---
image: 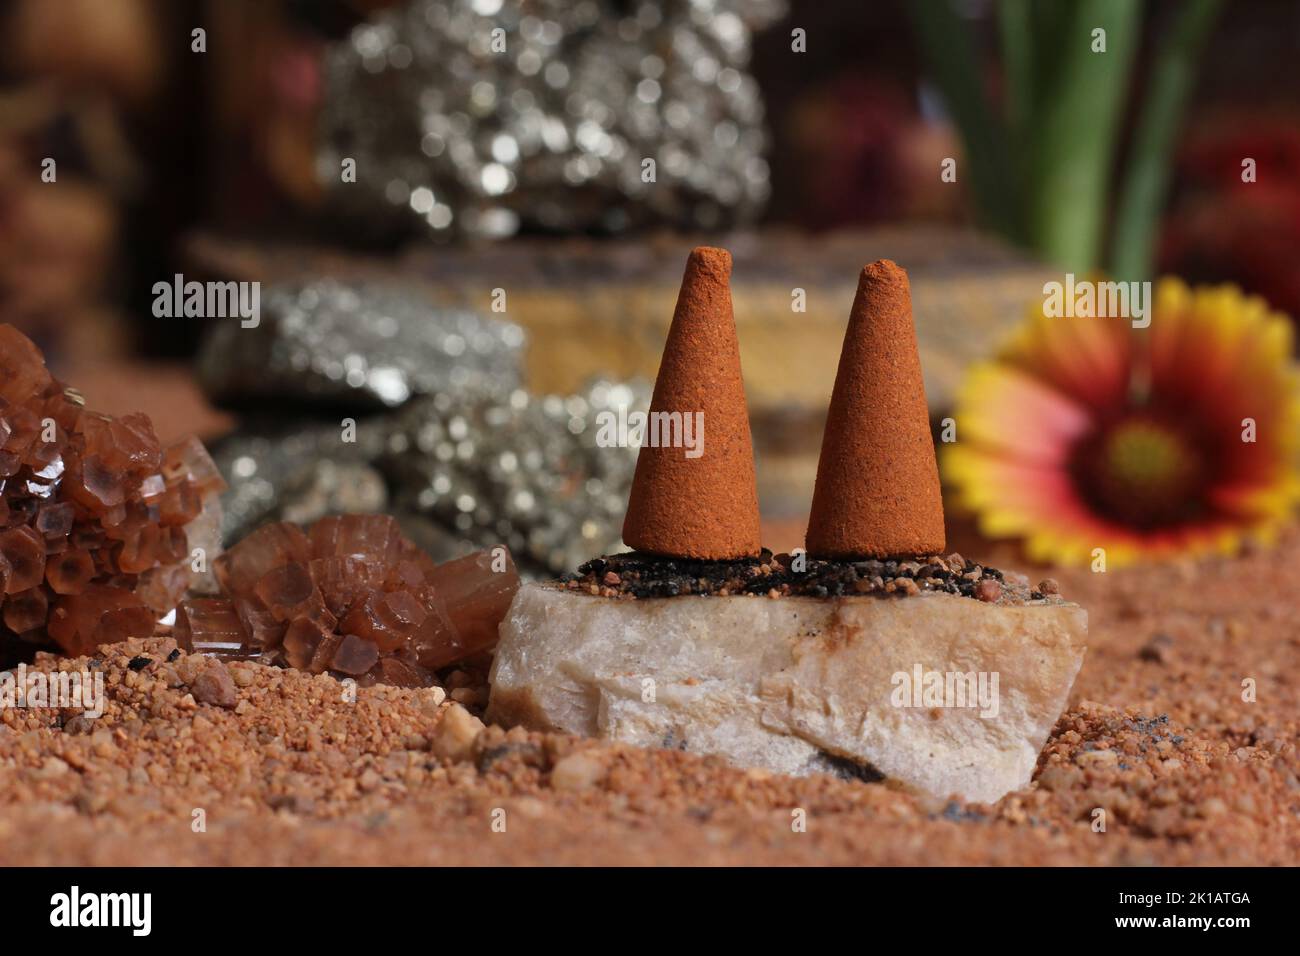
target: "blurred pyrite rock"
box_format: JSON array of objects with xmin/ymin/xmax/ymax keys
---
[
  {"xmin": 199, "ymin": 279, "xmax": 647, "ymax": 576},
  {"xmin": 380, "ymin": 380, "xmax": 647, "ymax": 575},
  {"xmin": 208, "ymin": 378, "xmax": 648, "ymax": 577},
  {"xmin": 209, "ymin": 422, "xmax": 389, "ymax": 545},
  {"xmin": 318, "ymin": 0, "xmax": 784, "ymax": 239},
  {"xmin": 198, "ymin": 280, "xmax": 525, "ymax": 409}
]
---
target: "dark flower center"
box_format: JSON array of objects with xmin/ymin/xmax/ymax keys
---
[{"xmin": 1072, "ymin": 416, "xmax": 1210, "ymax": 529}]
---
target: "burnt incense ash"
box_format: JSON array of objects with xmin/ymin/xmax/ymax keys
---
[
  {"xmin": 176, "ymin": 514, "xmax": 520, "ymax": 687},
  {"xmin": 564, "ymin": 550, "xmax": 1061, "ymax": 605},
  {"xmin": 0, "ymin": 325, "xmax": 224, "ymax": 665}
]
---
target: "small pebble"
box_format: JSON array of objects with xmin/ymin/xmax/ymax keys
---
[
  {"xmin": 550, "ymin": 752, "xmax": 605, "ymax": 791},
  {"xmin": 191, "ymin": 662, "xmax": 238, "ymax": 708},
  {"xmin": 1139, "ymin": 633, "xmax": 1175, "ymax": 664},
  {"xmin": 432, "ymin": 703, "xmax": 483, "ymax": 763}
]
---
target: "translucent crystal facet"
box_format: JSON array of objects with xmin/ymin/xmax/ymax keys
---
[{"xmin": 173, "ymin": 598, "xmax": 247, "ymax": 656}]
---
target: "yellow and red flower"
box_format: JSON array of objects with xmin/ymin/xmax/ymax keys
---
[{"xmin": 944, "ymin": 278, "xmax": 1300, "ymax": 566}]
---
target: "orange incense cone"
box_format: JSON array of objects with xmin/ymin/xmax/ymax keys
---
[
  {"xmin": 806, "ymin": 260, "xmax": 945, "ymax": 558},
  {"xmin": 621, "ymin": 247, "xmax": 762, "ymax": 559}
]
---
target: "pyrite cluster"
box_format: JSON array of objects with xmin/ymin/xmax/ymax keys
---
[
  {"xmin": 319, "ymin": 0, "xmax": 785, "ymax": 240},
  {"xmin": 199, "ymin": 280, "xmax": 648, "ymax": 576}
]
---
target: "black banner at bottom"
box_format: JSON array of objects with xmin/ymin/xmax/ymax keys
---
[{"xmin": 5, "ymin": 866, "xmax": 1285, "ymax": 941}]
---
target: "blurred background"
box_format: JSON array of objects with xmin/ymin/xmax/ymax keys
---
[{"xmin": 2, "ymin": 0, "xmax": 1298, "ymax": 572}]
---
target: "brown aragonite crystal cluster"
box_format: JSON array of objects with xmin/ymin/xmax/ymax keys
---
[
  {"xmin": 176, "ymin": 513, "xmax": 520, "ymax": 687},
  {"xmin": 0, "ymin": 324, "xmax": 225, "ymax": 661}
]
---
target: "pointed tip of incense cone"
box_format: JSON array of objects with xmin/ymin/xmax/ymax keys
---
[
  {"xmin": 805, "ymin": 259, "xmax": 946, "ymax": 559},
  {"xmin": 621, "ymin": 246, "xmax": 762, "ymax": 560},
  {"xmin": 687, "ymin": 245, "xmax": 732, "ymax": 279}
]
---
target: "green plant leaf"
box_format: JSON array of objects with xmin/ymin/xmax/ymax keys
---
[
  {"xmin": 906, "ymin": 0, "xmax": 1021, "ymax": 240},
  {"xmin": 1110, "ymin": 0, "xmax": 1225, "ymax": 281},
  {"xmin": 1023, "ymin": 0, "xmax": 1140, "ymax": 271}
]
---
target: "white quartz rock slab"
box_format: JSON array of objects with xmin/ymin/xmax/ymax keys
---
[{"xmin": 487, "ymin": 585, "xmax": 1087, "ymax": 803}]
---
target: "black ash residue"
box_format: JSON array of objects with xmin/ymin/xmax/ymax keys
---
[{"xmin": 560, "ymin": 550, "xmax": 1060, "ymax": 605}]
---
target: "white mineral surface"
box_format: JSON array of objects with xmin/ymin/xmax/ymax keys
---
[{"xmin": 488, "ymin": 585, "xmax": 1087, "ymax": 803}]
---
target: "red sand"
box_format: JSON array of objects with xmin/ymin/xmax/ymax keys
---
[{"xmin": 2, "ymin": 527, "xmax": 1297, "ymax": 866}]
